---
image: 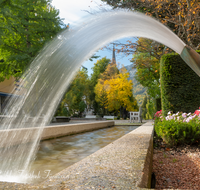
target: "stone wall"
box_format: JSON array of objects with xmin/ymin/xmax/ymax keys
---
[
  {"xmin": 0, "ymin": 121, "xmax": 114, "ymax": 148},
  {"xmin": 41, "ymin": 121, "xmax": 115, "ymax": 140}
]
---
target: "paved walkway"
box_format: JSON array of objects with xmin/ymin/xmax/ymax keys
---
[{"xmin": 50, "ymin": 119, "xmax": 153, "ymax": 126}]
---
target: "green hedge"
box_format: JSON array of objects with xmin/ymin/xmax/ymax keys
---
[
  {"xmin": 160, "ymin": 50, "xmax": 200, "ymax": 116},
  {"xmin": 155, "ymin": 118, "xmax": 200, "ymax": 146},
  {"xmin": 156, "ymin": 98, "xmax": 161, "ymax": 111}
]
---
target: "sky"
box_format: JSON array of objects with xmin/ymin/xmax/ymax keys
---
[{"xmin": 51, "ymin": 0, "xmax": 134, "ymax": 76}]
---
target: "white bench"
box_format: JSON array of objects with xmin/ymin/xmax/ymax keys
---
[
  {"xmin": 103, "ymin": 116, "xmax": 115, "ymax": 120},
  {"xmin": 130, "ymin": 107, "xmax": 142, "ymax": 123},
  {"xmin": 85, "ymin": 115, "xmax": 97, "ymax": 119}
]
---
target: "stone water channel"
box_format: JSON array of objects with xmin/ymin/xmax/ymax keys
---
[{"xmin": 28, "ymin": 125, "xmax": 139, "ymax": 184}]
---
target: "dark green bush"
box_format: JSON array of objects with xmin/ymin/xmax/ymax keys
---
[
  {"xmin": 156, "ymin": 98, "xmax": 161, "ymax": 111},
  {"xmin": 160, "ymin": 51, "xmax": 200, "ymax": 116}
]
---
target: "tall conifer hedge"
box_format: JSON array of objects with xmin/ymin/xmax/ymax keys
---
[{"xmin": 160, "ymin": 51, "xmax": 200, "ymax": 116}]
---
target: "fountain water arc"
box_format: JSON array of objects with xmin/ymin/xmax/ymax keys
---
[{"xmin": 0, "ymin": 10, "xmax": 199, "ymax": 183}]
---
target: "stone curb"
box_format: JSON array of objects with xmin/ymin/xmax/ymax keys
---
[{"xmin": 0, "ymin": 121, "xmax": 115, "ymax": 148}]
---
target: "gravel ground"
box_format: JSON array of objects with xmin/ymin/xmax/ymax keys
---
[{"xmin": 153, "ymin": 142, "xmax": 200, "ymax": 189}]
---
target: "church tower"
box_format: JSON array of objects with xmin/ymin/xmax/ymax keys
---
[{"xmin": 111, "ymin": 44, "xmax": 116, "ymax": 65}]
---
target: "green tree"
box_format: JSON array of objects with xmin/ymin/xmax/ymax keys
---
[
  {"xmin": 61, "ymin": 68, "xmax": 89, "ymax": 117},
  {"xmin": 141, "ymin": 95, "xmax": 148, "ymax": 119},
  {"xmin": 90, "ymin": 57, "xmax": 111, "ymax": 86},
  {"xmin": 89, "ymin": 57, "xmax": 110, "ymax": 114},
  {"xmin": 0, "ymin": 0, "xmax": 64, "ymax": 81},
  {"xmin": 132, "ymin": 38, "xmax": 161, "ymax": 98},
  {"xmin": 145, "ymin": 96, "xmax": 156, "ymax": 119},
  {"xmin": 94, "ymin": 84, "xmax": 108, "ymax": 115}
]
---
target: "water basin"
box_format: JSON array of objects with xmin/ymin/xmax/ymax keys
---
[{"xmin": 29, "ymin": 125, "xmax": 138, "ymax": 183}]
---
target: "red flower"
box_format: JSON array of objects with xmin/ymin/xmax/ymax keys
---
[{"xmin": 154, "ymin": 110, "xmax": 162, "ymax": 119}]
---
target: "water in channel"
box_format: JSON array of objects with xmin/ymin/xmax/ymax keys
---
[{"xmin": 28, "ymin": 125, "xmax": 138, "ymax": 184}]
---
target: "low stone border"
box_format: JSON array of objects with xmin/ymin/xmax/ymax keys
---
[
  {"xmin": 115, "ymin": 122, "xmax": 143, "ymax": 126},
  {"xmin": 70, "ymin": 117, "xmax": 106, "ymax": 121},
  {"xmin": 41, "ymin": 121, "xmax": 115, "ymax": 140},
  {"xmin": 41, "ymin": 121, "xmax": 154, "ymax": 189},
  {"xmin": 0, "ymin": 121, "xmax": 114, "ymax": 148}
]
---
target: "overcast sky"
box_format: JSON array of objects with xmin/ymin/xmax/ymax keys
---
[
  {"xmin": 51, "ymin": 0, "xmax": 111, "ymax": 24},
  {"xmin": 51, "ymin": 0, "xmax": 133, "ymax": 76}
]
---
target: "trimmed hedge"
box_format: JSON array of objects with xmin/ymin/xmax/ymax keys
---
[
  {"xmin": 160, "ymin": 51, "xmax": 200, "ymax": 116},
  {"xmin": 156, "ymin": 98, "xmax": 161, "ymax": 111}
]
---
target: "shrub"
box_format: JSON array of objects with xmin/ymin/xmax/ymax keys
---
[{"xmin": 154, "ymin": 111, "xmax": 200, "ymax": 146}]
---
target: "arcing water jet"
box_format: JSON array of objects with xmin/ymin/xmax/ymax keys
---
[{"xmin": 181, "ymin": 45, "xmax": 200, "ymax": 76}]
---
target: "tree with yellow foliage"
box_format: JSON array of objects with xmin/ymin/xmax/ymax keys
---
[
  {"xmin": 95, "ymin": 65, "xmax": 138, "ymax": 117},
  {"xmin": 105, "ymin": 71, "xmax": 138, "ymax": 112}
]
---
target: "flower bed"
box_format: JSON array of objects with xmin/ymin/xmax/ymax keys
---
[{"xmin": 154, "ymin": 110, "xmax": 200, "ymax": 146}]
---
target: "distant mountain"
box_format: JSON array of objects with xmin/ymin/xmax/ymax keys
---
[
  {"xmin": 123, "ymin": 63, "xmax": 147, "ymax": 106},
  {"xmin": 124, "ymin": 64, "xmax": 137, "ymax": 79}
]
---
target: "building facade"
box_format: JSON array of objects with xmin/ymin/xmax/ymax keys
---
[{"xmin": 0, "ymin": 77, "xmax": 21, "ymax": 114}]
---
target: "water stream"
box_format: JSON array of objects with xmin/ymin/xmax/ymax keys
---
[
  {"xmin": 28, "ymin": 125, "xmax": 138, "ymax": 184},
  {"xmin": 0, "ymin": 10, "xmax": 193, "ymax": 183}
]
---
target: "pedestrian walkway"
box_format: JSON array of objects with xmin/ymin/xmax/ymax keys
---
[
  {"xmin": 49, "ymin": 119, "xmax": 99, "ymax": 126},
  {"xmin": 50, "ymin": 119, "xmax": 153, "ymax": 126},
  {"xmin": 114, "ymin": 119, "xmax": 153, "ymax": 126}
]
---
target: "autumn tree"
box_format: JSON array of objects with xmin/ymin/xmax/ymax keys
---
[
  {"xmin": 94, "ymin": 62, "xmax": 118, "ymax": 115},
  {"xmin": 101, "ymin": 0, "xmax": 200, "ymax": 116},
  {"xmin": 0, "ymin": 0, "xmax": 64, "ymax": 81},
  {"xmin": 95, "ymin": 65, "xmax": 138, "ymax": 117},
  {"xmin": 105, "ymin": 72, "xmax": 138, "ymax": 112},
  {"xmin": 102, "ymin": 1, "xmax": 200, "ymax": 99},
  {"xmin": 98, "ymin": 62, "xmax": 119, "ymax": 81},
  {"xmin": 103, "ymin": 0, "xmax": 200, "ymax": 49}
]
